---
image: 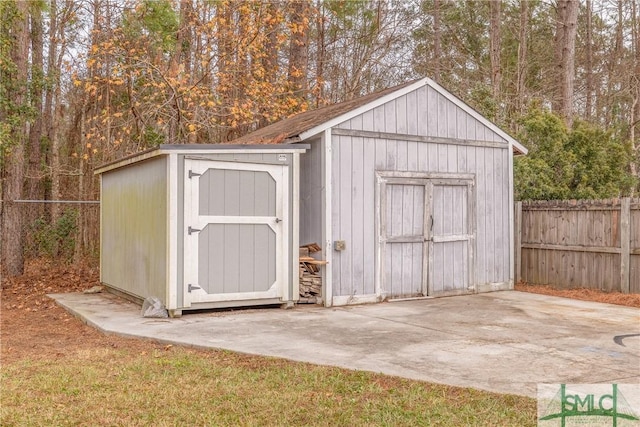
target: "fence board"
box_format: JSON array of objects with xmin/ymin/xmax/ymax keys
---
[{"xmin": 516, "ymin": 198, "xmax": 639, "ymax": 293}]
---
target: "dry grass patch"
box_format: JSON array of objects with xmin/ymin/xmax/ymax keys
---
[{"xmin": 1, "ymin": 347, "xmax": 536, "ymax": 426}]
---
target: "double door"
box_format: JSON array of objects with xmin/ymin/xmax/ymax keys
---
[{"xmin": 379, "ymin": 175, "xmax": 475, "ymax": 298}]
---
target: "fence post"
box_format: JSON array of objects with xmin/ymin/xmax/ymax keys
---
[
  {"xmin": 515, "ymin": 201, "xmax": 522, "ymax": 284},
  {"xmin": 620, "ymin": 197, "xmax": 630, "ymax": 294}
]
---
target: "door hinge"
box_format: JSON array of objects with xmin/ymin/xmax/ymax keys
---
[
  {"xmin": 188, "ymin": 226, "xmax": 201, "ymax": 235},
  {"xmin": 188, "ymin": 284, "xmax": 201, "ymax": 293},
  {"xmin": 188, "ymin": 170, "xmax": 202, "ymax": 179}
]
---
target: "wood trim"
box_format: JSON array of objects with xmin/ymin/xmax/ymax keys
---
[
  {"xmin": 514, "ymin": 201, "xmax": 522, "ymax": 284},
  {"xmin": 377, "ymin": 170, "xmax": 475, "ymax": 182},
  {"xmin": 375, "ymin": 177, "xmax": 385, "ymax": 300},
  {"xmin": 291, "ymin": 152, "xmax": 301, "ymax": 302},
  {"xmin": 189, "ymin": 297, "xmax": 282, "ymax": 310},
  {"xmin": 384, "ymin": 235, "xmax": 425, "ymax": 244},
  {"xmin": 521, "ymin": 243, "xmax": 621, "ymax": 254},
  {"xmin": 432, "ymin": 234, "xmax": 472, "ymax": 243},
  {"xmin": 331, "ymin": 294, "xmax": 380, "ymax": 306},
  {"xmin": 332, "ymin": 128, "xmax": 509, "ymax": 150},
  {"xmin": 95, "ymin": 145, "xmax": 309, "ymax": 175},
  {"xmin": 522, "ymin": 206, "xmax": 624, "ymax": 212},
  {"xmin": 467, "ymin": 180, "xmax": 476, "ymax": 290},
  {"xmin": 184, "ymin": 155, "xmax": 291, "ymax": 166},
  {"xmin": 508, "ymin": 140, "xmax": 516, "ymax": 286},
  {"xmin": 280, "ymin": 163, "xmax": 290, "ymax": 302},
  {"xmin": 322, "ymin": 129, "xmax": 334, "ymax": 307},
  {"xmin": 167, "ymin": 154, "xmax": 178, "ymax": 310},
  {"xmin": 620, "ymin": 198, "xmax": 631, "ymax": 293}
]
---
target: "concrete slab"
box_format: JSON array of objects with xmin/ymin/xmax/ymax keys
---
[{"xmin": 49, "ymin": 291, "xmax": 640, "ymax": 398}]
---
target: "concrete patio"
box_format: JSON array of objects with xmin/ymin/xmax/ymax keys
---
[{"xmin": 50, "ymin": 290, "xmax": 640, "ymax": 398}]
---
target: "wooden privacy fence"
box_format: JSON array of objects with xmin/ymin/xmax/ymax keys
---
[{"xmin": 515, "ymin": 198, "xmax": 640, "ymax": 293}]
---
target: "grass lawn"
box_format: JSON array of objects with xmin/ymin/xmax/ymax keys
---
[{"xmin": 1, "ymin": 346, "xmax": 536, "ymax": 426}]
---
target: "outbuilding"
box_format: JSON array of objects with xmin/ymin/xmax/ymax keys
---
[
  {"xmin": 97, "ymin": 78, "xmax": 527, "ymax": 315},
  {"xmin": 95, "ymin": 144, "xmax": 309, "ymax": 317},
  {"xmin": 234, "ymin": 77, "xmax": 527, "ymax": 305}
]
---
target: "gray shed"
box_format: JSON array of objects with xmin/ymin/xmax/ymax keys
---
[
  {"xmin": 97, "ymin": 78, "xmax": 527, "ymax": 314},
  {"xmin": 234, "ymin": 77, "xmax": 527, "ymax": 306},
  {"xmin": 95, "ymin": 144, "xmax": 308, "ymax": 316}
]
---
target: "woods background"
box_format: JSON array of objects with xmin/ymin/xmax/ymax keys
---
[{"xmin": 1, "ymin": 0, "xmax": 639, "ymax": 276}]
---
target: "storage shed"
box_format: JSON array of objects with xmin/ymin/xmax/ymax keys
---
[
  {"xmin": 234, "ymin": 77, "xmax": 527, "ymax": 306},
  {"xmin": 95, "ymin": 145, "xmax": 308, "ymax": 316},
  {"xmin": 97, "ymin": 77, "xmax": 527, "ymax": 314}
]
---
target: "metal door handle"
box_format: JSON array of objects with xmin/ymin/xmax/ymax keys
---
[
  {"xmin": 188, "ymin": 226, "xmax": 201, "ymax": 235},
  {"xmin": 275, "ymin": 218, "xmax": 282, "ymax": 223},
  {"xmin": 430, "ymin": 215, "xmax": 434, "ymax": 232}
]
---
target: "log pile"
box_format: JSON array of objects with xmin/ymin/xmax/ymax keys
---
[{"xmin": 299, "ymin": 243, "xmax": 326, "ymax": 304}]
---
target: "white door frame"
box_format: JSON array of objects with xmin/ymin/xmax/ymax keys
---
[{"xmin": 183, "ymin": 159, "xmax": 289, "ymax": 307}]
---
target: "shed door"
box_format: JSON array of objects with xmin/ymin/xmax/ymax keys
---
[
  {"xmin": 380, "ymin": 182, "xmax": 428, "ymax": 298},
  {"xmin": 379, "ymin": 177, "xmax": 474, "ymax": 298},
  {"xmin": 428, "ymin": 182, "xmax": 474, "ymax": 296},
  {"xmin": 183, "ymin": 159, "xmax": 288, "ymax": 307}
]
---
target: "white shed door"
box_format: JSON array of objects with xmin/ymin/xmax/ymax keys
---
[
  {"xmin": 379, "ymin": 177, "xmax": 474, "ymax": 299},
  {"xmin": 183, "ymin": 159, "xmax": 288, "ymax": 307}
]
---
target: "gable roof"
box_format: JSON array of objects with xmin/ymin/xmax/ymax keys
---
[{"xmin": 230, "ymin": 78, "xmax": 528, "ymax": 155}]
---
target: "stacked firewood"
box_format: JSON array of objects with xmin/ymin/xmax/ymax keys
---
[{"xmin": 299, "ymin": 243, "xmax": 326, "ymax": 303}]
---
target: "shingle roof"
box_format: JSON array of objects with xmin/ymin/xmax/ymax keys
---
[
  {"xmin": 229, "ymin": 80, "xmax": 419, "ymax": 145},
  {"xmin": 228, "ymin": 78, "xmax": 527, "ymax": 155}
]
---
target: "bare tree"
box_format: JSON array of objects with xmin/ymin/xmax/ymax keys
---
[
  {"xmin": 489, "ymin": 0, "xmax": 502, "ymax": 101},
  {"xmin": 515, "ymin": 0, "xmax": 529, "ymax": 118},
  {"xmin": 433, "ymin": 0, "xmax": 441, "ymax": 82},
  {"xmin": 584, "ymin": 0, "xmax": 594, "ymax": 120},
  {"xmin": 553, "ymin": 0, "xmax": 579, "ymax": 124}
]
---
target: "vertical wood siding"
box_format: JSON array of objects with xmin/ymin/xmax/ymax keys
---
[
  {"xmin": 101, "ymin": 157, "xmax": 168, "ymax": 301},
  {"xmin": 383, "ymin": 183, "xmax": 425, "ymax": 297},
  {"xmin": 330, "ymin": 85, "xmax": 511, "ymax": 297},
  {"xmin": 299, "ymin": 138, "xmax": 323, "ymax": 247},
  {"xmin": 431, "ymin": 184, "xmax": 470, "ymax": 293}
]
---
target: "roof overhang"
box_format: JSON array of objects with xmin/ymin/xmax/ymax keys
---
[{"xmin": 94, "ymin": 143, "xmax": 310, "ymax": 175}]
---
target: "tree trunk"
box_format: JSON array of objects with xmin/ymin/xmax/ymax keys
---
[
  {"xmin": 288, "ymin": 0, "xmax": 310, "ymax": 100},
  {"xmin": 27, "ymin": 3, "xmax": 44, "ymax": 206},
  {"xmin": 1, "ymin": 0, "xmax": 30, "ymax": 276},
  {"xmin": 45, "ymin": 0, "xmax": 60, "ymax": 221},
  {"xmin": 315, "ymin": 0, "xmax": 326, "ymax": 107},
  {"xmin": 585, "ymin": 0, "xmax": 594, "ymax": 120},
  {"xmin": 489, "ymin": 0, "xmax": 502, "ymax": 101},
  {"xmin": 553, "ymin": 0, "xmax": 579, "ymax": 125},
  {"xmin": 630, "ymin": 0, "xmax": 640, "ymax": 189},
  {"xmin": 516, "ymin": 0, "xmax": 529, "ymax": 118},
  {"xmin": 433, "ymin": 0, "xmax": 441, "ymax": 82}
]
